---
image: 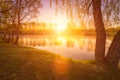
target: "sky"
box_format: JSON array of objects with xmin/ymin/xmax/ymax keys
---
[
  {"xmin": 37, "ymin": 0, "xmax": 68, "ymax": 24},
  {"xmin": 37, "ymin": 0, "xmax": 120, "ymax": 28}
]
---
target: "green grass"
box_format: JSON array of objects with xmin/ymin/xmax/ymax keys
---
[{"xmin": 0, "ymin": 39, "xmax": 120, "ymax": 80}]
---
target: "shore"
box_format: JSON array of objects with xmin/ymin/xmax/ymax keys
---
[{"xmin": 0, "ymin": 39, "xmax": 120, "ymax": 80}]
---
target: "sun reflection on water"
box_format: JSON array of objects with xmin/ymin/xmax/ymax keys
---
[{"xmin": 19, "ymin": 35, "xmax": 112, "ymax": 60}]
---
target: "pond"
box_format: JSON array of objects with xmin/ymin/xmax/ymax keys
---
[{"xmin": 19, "ymin": 35, "xmax": 112, "ymax": 60}]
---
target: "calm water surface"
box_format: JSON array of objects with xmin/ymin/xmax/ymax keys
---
[{"xmin": 19, "ymin": 35, "xmax": 112, "ymax": 60}]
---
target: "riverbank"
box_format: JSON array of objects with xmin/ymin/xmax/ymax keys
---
[{"xmin": 0, "ymin": 39, "xmax": 120, "ymax": 80}]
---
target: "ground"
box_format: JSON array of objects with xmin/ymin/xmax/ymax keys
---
[{"xmin": 0, "ymin": 39, "xmax": 120, "ymax": 80}]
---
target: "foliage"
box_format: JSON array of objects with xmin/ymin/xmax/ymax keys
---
[
  {"xmin": 0, "ymin": 0, "xmax": 42, "ymax": 44},
  {"xmin": 50, "ymin": 0, "xmax": 120, "ymax": 28},
  {"xmin": 50, "ymin": 0, "xmax": 120, "ymax": 68}
]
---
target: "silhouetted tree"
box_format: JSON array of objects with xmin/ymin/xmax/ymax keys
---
[
  {"xmin": 0, "ymin": 0, "xmax": 42, "ymax": 44},
  {"xmin": 92, "ymin": 0, "xmax": 106, "ymax": 62},
  {"xmin": 50, "ymin": 0, "xmax": 120, "ymax": 69},
  {"xmin": 13, "ymin": 0, "xmax": 42, "ymax": 44}
]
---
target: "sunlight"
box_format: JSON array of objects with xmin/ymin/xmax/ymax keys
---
[
  {"xmin": 56, "ymin": 24, "xmax": 67, "ymax": 33},
  {"xmin": 51, "ymin": 15, "xmax": 68, "ymax": 33},
  {"xmin": 53, "ymin": 57, "xmax": 69, "ymax": 75}
]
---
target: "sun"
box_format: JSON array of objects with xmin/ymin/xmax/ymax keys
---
[
  {"xmin": 53, "ymin": 16, "xmax": 67, "ymax": 33},
  {"xmin": 50, "ymin": 15, "xmax": 68, "ymax": 33},
  {"xmin": 56, "ymin": 23, "xmax": 67, "ymax": 33}
]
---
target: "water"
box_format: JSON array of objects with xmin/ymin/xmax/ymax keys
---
[{"xmin": 19, "ymin": 35, "xmax": 112, "ymax": 60}]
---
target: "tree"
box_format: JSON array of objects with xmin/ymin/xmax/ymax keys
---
[
  {"xmin": 0, "ymin": 1, "xmax": 13, "ymax": 41},
  {"xmin": 12, "ymin": 0, "xmax": 42, "ymax": 44},
  {"xmin": 106, "ymin": 30, "xmax": 120, "ymax": 68},
  {"xmin": 50, "ymin": 0, "xmax": 120, "ymax": 69},
  {"xmin": 102, "ymin": 0, "xmax": 120, "ymax": 28},
  {"xmin": 0, "ymin": 0, "xmax": 42, "ymax": 44},
  {"xmin": 92, "ymin": 0, "xmax": 106, "ymax": 62}
]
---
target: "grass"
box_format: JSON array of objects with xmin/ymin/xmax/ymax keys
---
[{"xmin": 0, "ymin": 39, "xmax": 120, "ymax": 80}]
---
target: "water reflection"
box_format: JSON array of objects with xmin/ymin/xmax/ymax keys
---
[
  {"xmin": 66, "ymin": 38, "xmax": 74, "ymax": 48},
  {"xmin": 19, "ymin": 35, "xmax": 112, "ymax": 60}
]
